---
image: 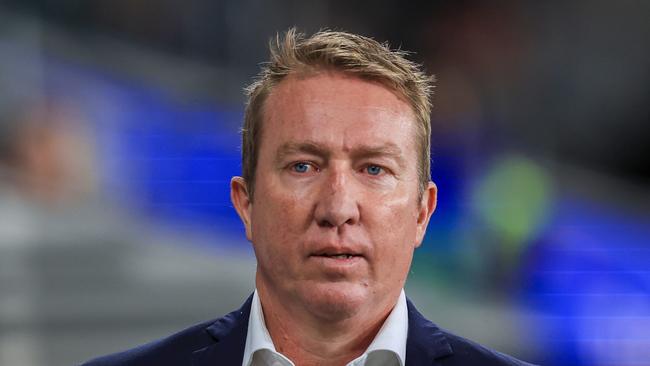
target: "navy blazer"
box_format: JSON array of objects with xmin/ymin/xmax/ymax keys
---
[{"xmin": 82, "ymin": 295, "xmax": 535, "ymax": 366}]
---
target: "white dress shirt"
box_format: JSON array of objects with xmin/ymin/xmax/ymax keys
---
[{"xmin": 242, "ymin": 289, "xmax": 408, "ymax": 366}]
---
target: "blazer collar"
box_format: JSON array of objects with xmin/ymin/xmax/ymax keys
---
[
  {"xmin": 191, "ymin": 294, "xmax": 253, "ymax": 366},
  {"xmin": 405, "ymin": 297, "xmax": 454, "ymax": 365},
  {"xmin": 190, "ymin": 295, "xmax": 453, "ymax": 366}
]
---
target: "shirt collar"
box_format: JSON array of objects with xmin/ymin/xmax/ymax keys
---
[
  {"xmin": 242, "ymin": 290, "xmax": 278, "ymax": 366},
  {"xmin": 363, "ymin": 289, "xmax": 408, "ymax": 365},
  {"xmin": 242, "ymin": 290, "xmax": 408, "ymax": 366}
]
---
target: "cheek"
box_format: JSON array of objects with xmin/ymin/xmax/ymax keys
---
[
  {"xmin": 251, "ymin": 185, "xmax": 310, "ymax": 258},
  {"xmin": 369, "ymin": 195, "xmax": 419, "ymax": 270},
  {"xmin": 374, "ymin": 190, "xmax": 419, "ymax": 236}
]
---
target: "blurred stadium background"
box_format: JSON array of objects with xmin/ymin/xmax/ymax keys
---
[{"xmin": 0, "ymin": 1, "xmax": 648, "ymax": 365}]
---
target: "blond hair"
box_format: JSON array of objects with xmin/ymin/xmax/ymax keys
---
[{"xmin": 242, "ymin": 28, "xmax": 434, "ymax": 200}]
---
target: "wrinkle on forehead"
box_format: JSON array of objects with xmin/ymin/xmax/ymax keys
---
[
  {"xmin": 265, "ymin": 71, "xmax": 416, "ymax": 124},
  {"xmin": 261, "ymin": 71, "xmax": 419, "ymax": 172}
]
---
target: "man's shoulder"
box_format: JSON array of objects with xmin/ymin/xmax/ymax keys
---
[
  {"xmin": 80, "ymin": 318, "xmax": 218, "ymax": 366},
  {"xmin": 437, "ymin": 329, "xmax": 537, "ymax": 366},
  {"xmin": 405, "ymin": 298, "xmax": 537, "ymax": 366},
  {"xmin": 81, "ymin": 295, "xmax": 253, "ymax": 366}
]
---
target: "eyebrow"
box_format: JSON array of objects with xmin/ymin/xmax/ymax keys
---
[
  {"xmin": 275, "ymin": 140, "xmax": 406, "ymax": 168},
  {"xmin": 350, "ymin": 143, "xmax": 407, "ymax": 169},
  {"xmin": 275, "ymin": 142, "xmax": 330, "ymax": 165}
]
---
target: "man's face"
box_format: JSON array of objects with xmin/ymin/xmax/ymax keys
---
[{"xmin": 232, "ymin": 71, "xmax": 436, "ymax": 320}]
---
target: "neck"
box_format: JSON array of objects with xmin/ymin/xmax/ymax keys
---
[{"xmin": 256, "ymin": 278, "xmax": 397, "ymax": 366}]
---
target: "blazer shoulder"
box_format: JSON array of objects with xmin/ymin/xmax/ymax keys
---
[
  {"xmin": 405, "ymin": 297, "xmax": 537, "ymax": 366},
  {"xmin": 80, "ymin": 318, "xmax": 218, "ymax": 366},
  {"xmin": 440, "ymin": 330, "xmax": 538, "ymax": 366},
  {"xmin": 80, "ymin": 295, "xmax": 254, "ymax": 366}
]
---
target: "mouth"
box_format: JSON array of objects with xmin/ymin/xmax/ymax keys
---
[
  {"xmin": 324, "ymin": 254, "xmax": 356, "ymax": 259},
  {"xmin": 310, "ymin": 248, "xmax": 364, "ymax": 259},
  {"xmin": 307, "ymin": 243, "xmax": 367, "ymax": 268},
  {"xmin": 307, "ymin": 248, "xmax": 365, "ymax": 275},
  {"xmin": 309, "ymin": 250, "xmax": 365, "ymax": 265},
  {"xmin": 312, "ymin": 253, "xmax": 361, "ymax": 259}
]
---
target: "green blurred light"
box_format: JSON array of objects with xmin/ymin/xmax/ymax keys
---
[{"xmin": 472, "ymin": 155, "xmax": 553, "ymax": 254}]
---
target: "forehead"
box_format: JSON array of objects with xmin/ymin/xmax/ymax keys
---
[{"xmin": 261, "ymin": 72, "xmax": 418, "ymax": 155}]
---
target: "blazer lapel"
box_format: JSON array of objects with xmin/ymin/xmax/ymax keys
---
[
  {"xmin": 191, "ymin": 294, "xmax": 253, "ymax": 366},
  {"xmin": 190, "ymin": 295, "xmax": 453, "ymax": 366},
  {"xmin": 405, "ymin": 298, "xmax": 453, "ymax": 366}
]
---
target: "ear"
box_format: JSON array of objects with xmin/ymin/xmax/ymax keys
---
[
  {"xmin": 414, "ymin": 181, "xmax": 437, "ymax": 248},
  {"xmin": 230, "ymin": 176, "xmax": 253, "ymax": 241}
]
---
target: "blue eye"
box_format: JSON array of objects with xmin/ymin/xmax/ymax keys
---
[
  {"xmin": 292, "ymin": 162, "xmax": 311, "ymax": 173},
  {"xmin": 366, "ymin": 165, "xmax": 382, "ymax": 175}
]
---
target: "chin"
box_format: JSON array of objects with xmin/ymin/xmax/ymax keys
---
[{"xmin": 298, "ymin": 281, "xmax": 370, "ymax": 321}]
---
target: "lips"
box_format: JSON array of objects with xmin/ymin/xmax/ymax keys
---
[
  {"xmin": 307, "ymin": 244, "xmax": 366, "ymax": 275},
  {"xmin": 312, "ymin": 253, "xmax": 360, "ymax": 260},
  {"xmin": 309, "ymin": 245, "xmax": 365, "ymax": 260},
  {"xmin": 323, "ymin": 254, "xmax": 356, "ymax": 259}
]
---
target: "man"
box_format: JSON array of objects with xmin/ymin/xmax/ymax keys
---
[{"xmin": 83, "ymin": 29, "xmax": 535, "ymax": 366}]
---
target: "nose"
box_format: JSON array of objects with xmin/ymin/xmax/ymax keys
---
[{"xmin": 314, "ymin": 168, "xmax": 360, "ymax": 229}]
